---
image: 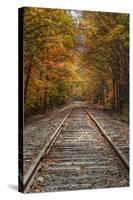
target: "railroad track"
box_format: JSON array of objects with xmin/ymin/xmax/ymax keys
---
[{"xmin": 23, "ymin": 106, "xmax": 129, "ymax": 193}]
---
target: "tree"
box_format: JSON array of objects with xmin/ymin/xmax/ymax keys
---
[
  {"xmin": 23, "ymin": 8, "xmax": 79, "ymax": 114},
  {"xmin": 79, "ymin": 11, "xmax": 129, "ymax": 111}
]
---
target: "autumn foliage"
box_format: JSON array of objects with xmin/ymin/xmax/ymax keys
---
[{"xmin": 23, "ymin": 8, "xmax": 129, "ymax": 116}]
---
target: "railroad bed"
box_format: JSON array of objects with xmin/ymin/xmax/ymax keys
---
[
  {"xmin": 22, "ymin": 105, "xmax": 72, "ymax": 175},
  {"xmin": 26, "ymin": 106, "xmax": 129, "ymax": 193},
  {"xmin": 86, "ymin": 108, "xmax": 129, "ymax": 163}
]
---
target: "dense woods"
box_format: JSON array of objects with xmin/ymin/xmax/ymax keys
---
[
  {"xmin": 23, "ymin": 8, "xmax": 129, "ymax": 116},
  {"xmin": 79, "ymin": 12, "xmax": 129, "ymax": 112}
]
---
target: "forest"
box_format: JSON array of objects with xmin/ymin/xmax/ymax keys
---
[{"xmin": 23, "ymin": 8, "xmax": 129, "ymax": 117}]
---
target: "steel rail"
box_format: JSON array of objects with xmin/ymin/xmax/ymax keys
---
[
  {"xmin": 82, "ymin": 106, "xmax": 129, "ymax": 171},
  {"xmin": 23, "ymin": 108, "xmax": 73, "ymax": 193},
  {"xmin": 23, "ymin": 105, "xmax": 129, "ymax": 192}
]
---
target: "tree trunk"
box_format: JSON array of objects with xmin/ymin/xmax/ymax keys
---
[
  {"xmin": 50, "ymin": 96, "xmax": 54, "ymax": 109},
  {"xmin": 116, "ymin": 65, "xmax": 120, "ymax": 112},
  {"xmin": 43, "ymin": 87, "xmax": 47, "ymax": 113},
  {"xmin": 24, "ymin": 56, "xmax": 33, "ymax": 103},
  {"xmin": 112, "ymin": 78, "xmax": 116, "ymax": 110},
  {"xmin": 43, "ymin": 73, "xmax": 49, "ymax": 113}
]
